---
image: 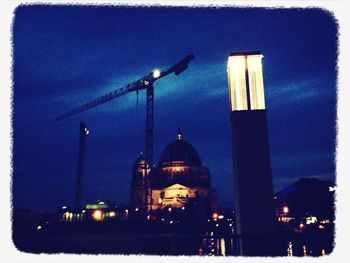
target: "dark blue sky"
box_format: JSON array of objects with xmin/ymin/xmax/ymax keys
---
[{"xmin": 12, "ymin": 5, "xmax": 337, "ymax": 212}]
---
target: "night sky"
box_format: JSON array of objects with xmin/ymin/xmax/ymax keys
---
[{"xmin": 12, "ymin": 5, "xmax": 337, "ymax": 213}]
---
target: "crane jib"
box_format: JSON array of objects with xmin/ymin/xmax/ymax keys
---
[{"xmin": 55, "ymin": 54, "xmax": 194, "ymax": 121}]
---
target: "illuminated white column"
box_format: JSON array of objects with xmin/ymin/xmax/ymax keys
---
[
  {"xmin": 227, "ymin": 51, "xmax": 275, "ymax": 256},
  {"xmin": 227, "ymin": 52, "xmax": 265, "ymax": 111}
]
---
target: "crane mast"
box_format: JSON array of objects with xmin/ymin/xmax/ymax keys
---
[
  {"xmin": 75, "ymin": 122, "xmax": 89, "ymax": 211},
  {"xmin": 145, "ymin": 84, "xmax": 154, "ymax": 169},
  {"xmin": 56, "ymin": 54, "xmax": 194, "ymax": 217}
]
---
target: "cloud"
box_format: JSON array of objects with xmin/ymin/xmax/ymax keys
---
[{"xmin": 265, "ymin": 76, "xmax": 335, "ymax": 107}]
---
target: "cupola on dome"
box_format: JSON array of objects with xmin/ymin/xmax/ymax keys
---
[{"xmin": 158, "ymin": 128, "xmax": 201, "ymax": 168}]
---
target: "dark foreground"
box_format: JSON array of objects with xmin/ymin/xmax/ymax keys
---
[
  {"xmin": 13, "ymin": 219, "xmax": 209, "ymax": 255},
  {"xmin": 13, "ymin": 217, "xmax": 334, "ymax": 256}
]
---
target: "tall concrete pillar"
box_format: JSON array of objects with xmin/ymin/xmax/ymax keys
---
[{"xmin": 227, "ymin": 51, "xmax": 275, "ymax": 256}]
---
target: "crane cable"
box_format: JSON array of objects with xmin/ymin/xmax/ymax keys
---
[{"xmin": 136, "ymin": 89, "xmax": 139, "ymax": 115}]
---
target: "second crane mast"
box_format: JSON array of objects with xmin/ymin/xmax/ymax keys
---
[{"xmin": 56, "ymin": 54, "xmax": 194, "ymax": 170}]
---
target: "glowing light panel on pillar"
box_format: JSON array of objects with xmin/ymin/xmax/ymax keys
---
[
  {"xmin": 247, "ymin": 55, "xmax": 265, "ymax": 110},
  {"xmin": 227, "ymin": 55, "xmax": 248, "ymax": 111},
  {"xmin": 227, "ymin": 53, "xmax": 266, "ymax": 111}
]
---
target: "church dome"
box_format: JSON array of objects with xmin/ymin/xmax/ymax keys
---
[{"xmin": 158, "ymin": 128, "xmax": 201, "ymax": 168}]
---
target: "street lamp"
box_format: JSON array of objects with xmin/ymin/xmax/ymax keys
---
[
  {"xmin": 283, "ymin": 206, "xmax": 289, "ymax": 214},
  {"xmin": 227, "ymin": 51, "xmax": 275, "ymax": 256}
]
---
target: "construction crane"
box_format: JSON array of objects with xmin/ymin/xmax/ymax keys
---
[{"xmin": 56, "ymin": 54, "xmax": 194, "ymax": 215}]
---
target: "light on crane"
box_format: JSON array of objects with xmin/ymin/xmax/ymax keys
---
[{"xmin": 152, "ymin": 69, "xmax": 161, "ymax": 79}]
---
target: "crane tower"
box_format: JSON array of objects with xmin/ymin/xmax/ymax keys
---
[{"xmin": 75, "ymin": 122, "xmax": 89, "ymax": 210}]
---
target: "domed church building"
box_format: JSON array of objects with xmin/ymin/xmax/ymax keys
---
[{"xmin": 130, "ymin": 128, "xmax": 217, "ymax": 221}]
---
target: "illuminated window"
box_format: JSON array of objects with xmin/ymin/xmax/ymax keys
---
[{"xmin": 227, "ymin": 53, "xmax": 266, "ymax": 111}]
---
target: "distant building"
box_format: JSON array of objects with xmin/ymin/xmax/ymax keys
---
[
  {"xmin": 130, "ymin": 128, "xmax": 217, "ymax": 221},
  {"xmin": 59, "ymin": 201, "xmax": 128, "ymax": 222},
  {"xmin": 274, "ymin": 178, "xmax": 335, "ymax": 224}
]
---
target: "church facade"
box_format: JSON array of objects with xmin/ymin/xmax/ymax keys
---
[{"xmin": 130, "ymin": 128, "xmax": 217, "ymax": 221}]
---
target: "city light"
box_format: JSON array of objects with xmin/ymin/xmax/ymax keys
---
[
  {"xmin": 92, "ymin": 210, "xmax": 103, "ymax": 221},
  {"xmin": 303, "ymin": 245, "xmax": 307, "ymax": 256},
  {"xmin": 279, "ymin": 216, "xmax": 293, "ymax": 223},
  {"xmin": 63, "ymin": 211, "xmax": 69, "ymax": 221},
  {"xmin": 305, "ymin": 216, "xmax": 317, "ymax": 225},
  {"xmin": 220, "ymin": 238, "xmax": 226, "ymax": 256},
  {"xmin": 283, "ymin": 206, "xmax": 289, "ymax": 214},
  {"xmin": 86, "ymin": 203, "xmax": 108, "ymax": 209},
  {"xmin": 287, "ymin": 242, "xmax": 293, "ymax": 256}
]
